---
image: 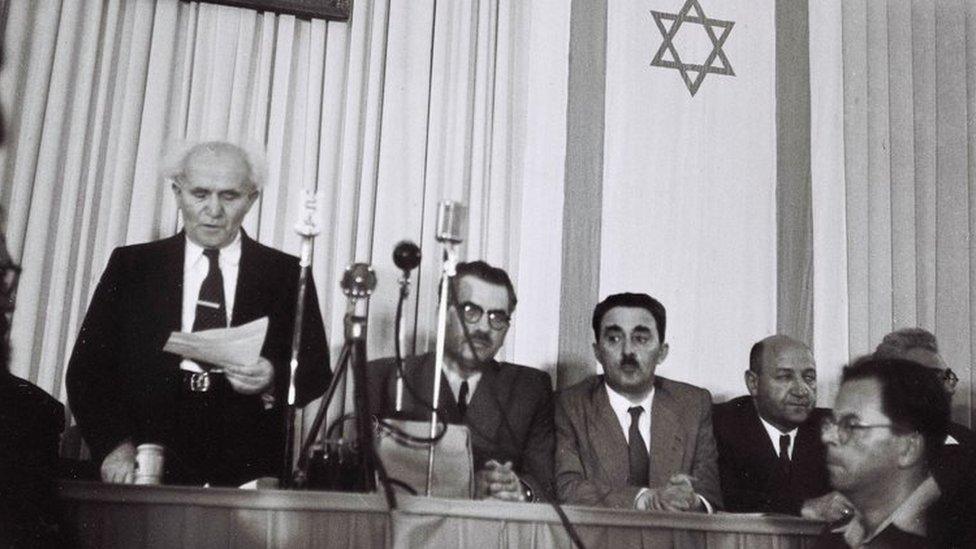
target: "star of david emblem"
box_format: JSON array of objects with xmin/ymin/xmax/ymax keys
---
[{"xmin": 650, "ymin": 0, "xmax": 735, "ymax": 97}]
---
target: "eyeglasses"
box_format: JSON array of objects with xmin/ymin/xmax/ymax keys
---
[
  {"xmin": 943, "ymin": 368, "xmax": 959, "ymax": 388},
  {"xmin": 458, "ymin": 301, "xmax": 511, "ymax": 331},
  {"xmin": 820, "ymin": 414, "xmax": 897, "ymax": 445}
]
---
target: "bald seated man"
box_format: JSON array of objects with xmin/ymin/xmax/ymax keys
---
[
  {"xmin": 712, "ymin": 335, "xmax": 832, "ymax": 514},
  {"xmin": 67, "ymin": 142, "xmax": 331, "ymax": 487}
]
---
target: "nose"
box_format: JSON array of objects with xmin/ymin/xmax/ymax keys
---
[
  {"xmin": 820, "ymin": 421, "xmax": 838, "ymax": 445},
  {"xmin": 790, "ymin": 378, "xmax": 812, "ymax": 396},
  {"xmin": 203, "ymin": 194, "xmax": 223, "ymax": 217}
]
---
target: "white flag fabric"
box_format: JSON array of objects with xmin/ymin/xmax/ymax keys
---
[{"xmin": 600, "ymin": 0, "xmax": 777, "ymax": 399}]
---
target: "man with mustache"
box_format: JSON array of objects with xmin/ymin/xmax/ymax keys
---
[
  {"xmin": 67, "ymin": 141, "xmax": 330, "ymax": 487},
  {"xmin": 367, "ymin": 260, "xmax": 554, "ymax": 501},
  {"xmin": 712, "ymin": 335, "xmax": 832, "ymax": 514},
  {"xmin": 554, "ymin": 293, "xmax": 721, "ymax": 511},
  {"xmin": 813, "ymin": 357, "xmax": 949, "ymax": 548}
]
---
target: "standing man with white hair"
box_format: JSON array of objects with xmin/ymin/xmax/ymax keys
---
[{"xmin": 67, "ymin": 141, "xmax": 331, "ymax": 487}]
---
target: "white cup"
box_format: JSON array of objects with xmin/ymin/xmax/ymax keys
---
[{"xmin": 134, "ymin": 443, "xmax": 165, "ymax": 485}]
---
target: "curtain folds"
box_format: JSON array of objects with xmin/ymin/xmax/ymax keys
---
[
  {"xmin": 811, "ymin": 0, "xmax": 975, "ymax": 423},
  {"xmin": 0, "ymin": 0, "xmax": 571, "ymax": 451}
]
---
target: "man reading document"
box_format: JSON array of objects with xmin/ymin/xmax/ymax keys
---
[{"xmin": 67, "ymin": 142, "xmax": 330, "ymax": 486}]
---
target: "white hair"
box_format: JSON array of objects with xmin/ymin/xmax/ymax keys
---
[{"xmin": 160, "ymin": 140, "xmax": 268, "ymax": 190}]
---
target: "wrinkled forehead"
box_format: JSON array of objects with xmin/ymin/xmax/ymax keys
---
[
  {"xmin": 182, "ymin": 146, "xmax": 252, "ymax": 190},
  {"xmin": 455, "ymin": 275, "xmax": 511, "ymax": 311},
  {"xmin": 834, "ymin": 378, "xmax": 887, "ymax": 421},
  {"xmin": 599, "ymin": 306, "xmax": 659, "ymax": 336},
  {"xmin": 766, "ymin": 343, "xmax": 815, "ymax": 372}
]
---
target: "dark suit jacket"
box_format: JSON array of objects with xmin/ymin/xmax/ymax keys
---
[
  {"xmin": 66, "ymin": 232, "xmax": 330, "ymax": 486},
  {"xmin": 365, "ymin": 353, "xmax": 555, "ymax": 500},
  {"xmin": 555, "ymin": 375, "xmax": 722, "ymax": 509},
  {"xmin": 712, "ymin": 395, "xmax": 831, "ymax": 514},
  {"xmin": 0, "ymin": 372, "xmax": 65, "ymax": 546}
]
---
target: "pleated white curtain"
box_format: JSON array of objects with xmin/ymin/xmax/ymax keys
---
[
  {"xmin": 0, "ymin": 0, "xmax": 571, "ymax": 450},
  {"xmin": 811, "ymin": 0, "xmax": 974, "ymax": 425}
]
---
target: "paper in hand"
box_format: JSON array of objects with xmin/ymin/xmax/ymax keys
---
[{"xmin": 164, "ymin": 317, "xmax": 268, "ymax": 370}]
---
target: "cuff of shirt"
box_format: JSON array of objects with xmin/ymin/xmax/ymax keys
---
[
  {"xmin": 633, "ymin": 487, "xmax": 651, "ymax": 509},
  {"xmin": 698, "ymin": 494, "xmax": 714, "ymax": 514}
]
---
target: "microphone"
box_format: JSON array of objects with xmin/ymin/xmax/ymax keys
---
[
  {"xmin": 435, "ymin": 201, "xmax": 466, "ymax": 244},
  {"xmin": 392, "ymin": 241, "xmax": 422, "ymax": 272},
  {"xmin": 340, "ymin": 263, "xmax": 377, "ymax": 300}
]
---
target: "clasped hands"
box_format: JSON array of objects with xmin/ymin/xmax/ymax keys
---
[
  {"xmin": 100, "ymin": 357, "xmax": 274, "ymax": 483},
  {"xmin": 635, "ymin": 474, "xmax": 704, "ymax": 512},
  {"xmin": 475, "ymin": 460, "xmax": 527, "ymax": 502}
]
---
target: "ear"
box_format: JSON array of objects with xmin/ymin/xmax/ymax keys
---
[
  {"xmin": 896, "ymin": 433, "xmax": 926, "ymax": 468},
  {"xmin": 745, "ymin": 369, "xmax": 759, "ymax": 396},
  {"xmin": 656, "ymin": 342, "xmax": 670, "ymax": 364},
  {"xmin": 170, "ymin": 179, "xmax": 182, "ymax": 198}
]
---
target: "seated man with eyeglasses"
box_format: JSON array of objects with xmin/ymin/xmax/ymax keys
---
[
  {"xmin": 365, "ymin": 260, "xmax": 554, "ymax": 502},
  {"xmin": 812, "ymin": 357, "xmax": 953, "ymax": 548}
]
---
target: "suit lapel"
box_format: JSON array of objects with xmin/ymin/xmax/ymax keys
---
[
  {"xmin": 589, "ymin": 381, "xmax": 631, "ymax": 486},
  {"xmin": 406, "ymin": 354, "xmax": 461, "ymax": 423},
  {"xmin": 649, "ymin": 385, "xmax": 685, "ymax": 488},
  {"xmin": 466, "ymin": 362, "xmax": 502, "ymax": 447},
  {"xmin": 232, "ymin": 232, "xmax": 262, "ymax": 327},
  {"xmin": 152, "ymin": 233, "xmax": 185, "ymax": 337},
  {"xmin": 741, "ymin": 399, "xmax": 780, "ymax": 470}
]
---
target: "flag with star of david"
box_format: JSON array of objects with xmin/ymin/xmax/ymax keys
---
[{"xmin": 599, "ymin": 0, "xmax": 777, "ymax": 394}]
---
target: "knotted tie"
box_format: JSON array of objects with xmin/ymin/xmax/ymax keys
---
[
  {"xmin": 194, "ymin": 249, "xmax": 227, "ymax": 331},
  {"xmin": 458, "ymin": 380, "xmax": 470, "ymax": 418},
  {"xmin": 628, "ymin": 406, "xmax": 650, "ymax": 487},
  {"xmin": 778, "ymin": 433, "xmax": 792, "ymax": 477}
]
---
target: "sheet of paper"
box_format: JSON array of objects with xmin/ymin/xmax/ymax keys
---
[{"xmin": 163, "ymin": 317, "xmax": 268, "ymax": 370}]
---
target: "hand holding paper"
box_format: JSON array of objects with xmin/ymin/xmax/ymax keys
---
[{"xmin": 163, "ymin": 317, "xmax": 268, "ymax": 371}]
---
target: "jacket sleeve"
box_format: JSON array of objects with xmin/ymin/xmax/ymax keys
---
[
  {"xmin": 516, "ymin": 372, "xmax": 555, "ymax": 502},
  {"xmin": 66, "ymin": 250, "xmax": 136, "ymax": 462},
  {"xmin": 291, "ymin": 274, "xmax": 331, "ymax": 407},
  {"xmin": 554, "ymin": 396, "xmax": 642, "ymax": 509},
  {"xmin": 690, "ymin": 389, "xmax": 723, "ymax": 510}
]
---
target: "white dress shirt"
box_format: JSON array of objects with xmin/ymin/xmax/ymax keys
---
[
  {"xmin": 179, "ymin": 232, "xmax": 242, "ymax": 373},
  {"xmin": 605, "ymin": 384, "xmax": 655, "ymax": 452},
  {"xmin": 604, "ymin": 381, "xmax": 713, "ymax": 512},
  {"xmin": 757, "ymin": 414, "xmax": 798, "ymax": 459},
  {"xmin": 443, "ymin": 364, "xmax": 482, "ymax": 407}
]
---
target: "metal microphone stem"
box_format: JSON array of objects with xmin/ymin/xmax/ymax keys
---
[
  {"xmin": 281, "ymin": 236, "xmax": 313, "ymax": 489},
  {"xmin": 426, "ymin": 245, "xmax": 457, "ymax": 496}
]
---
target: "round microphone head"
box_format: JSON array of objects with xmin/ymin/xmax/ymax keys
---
[
  {"xmin": 392, "ymin": 240, "xmax": 422, "ymax": 272},
  {"xmin": 340, "ymin": 263, "xmax": 377, "ymax": 298}
]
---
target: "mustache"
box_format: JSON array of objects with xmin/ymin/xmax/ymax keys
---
[
  {"xmin": 621, "ymin": 355, "xmax": 639, "ymax": 367},
  {"xmin": 466, "ymin": 332, "xmax": 492, "ymax": 346}
]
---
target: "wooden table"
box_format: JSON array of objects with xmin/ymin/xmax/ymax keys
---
[{"xmin": 59, "ymin": 481, "xmax": 824, "ymax": 548}]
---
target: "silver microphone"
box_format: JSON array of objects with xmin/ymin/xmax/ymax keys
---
[{"xmin": 435, "ymin": 201, "xmax": 466, "ymax": 244}]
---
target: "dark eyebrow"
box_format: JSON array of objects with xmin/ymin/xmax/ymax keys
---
[
  {"xmin": 632, "ymin": 326, "xmax": 653, "ymax": 334},
  {"xmin": 602, "ymin": 325, "xmax": 623, "ymax": 334}
]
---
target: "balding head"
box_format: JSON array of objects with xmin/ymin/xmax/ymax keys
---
[{"xmin": 746, "ymin": 335, "xmax": 817, "ymax": 432}]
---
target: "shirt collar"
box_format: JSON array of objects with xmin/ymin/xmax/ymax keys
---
[
  {"xmin": 757, "ymin": 412, "xmax": 798, "ymax": 456},
  {"xmin": 605, "ymin": 381, "xmax": 655, "ymax": 415},
  {"xmin": 184, "ymin": 230, "xmax": 242, "ymax": 268},
  {"xmin": 837, "ymin": 476, "xmax": 940, "ymax": 545}
]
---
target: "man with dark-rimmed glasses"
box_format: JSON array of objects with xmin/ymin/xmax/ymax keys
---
[
  {"xmin": 366, "ymin": 260, "xmax": 554, "ymax": 502},
  {"xmin": 813, "ymin": 357, "xmax": 950, "ymax": 548}
]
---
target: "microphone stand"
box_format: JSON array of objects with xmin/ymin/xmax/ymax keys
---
[
  {"xmin": 425, "ymin": 245, "xmax": 457, "ymax": 496},
  {"xmin": 281, "ymin": 223, "xmax": 316, "ymax": 488}
]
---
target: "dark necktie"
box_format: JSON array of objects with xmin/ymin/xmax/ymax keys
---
[
  {"xmin": 457, "ymin": 380, "xmax": 469, "ymax": 418},
  {"xmin": 778, "ymin": 434, "xmax": 792, "ymax": 476},
  {"xmin": 628, "ymin": 406, "xmax": 650, "ymax": 487},
  {"xmin": 193, "ymin": 249, "xmax": 227, "ymax": 331}
]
